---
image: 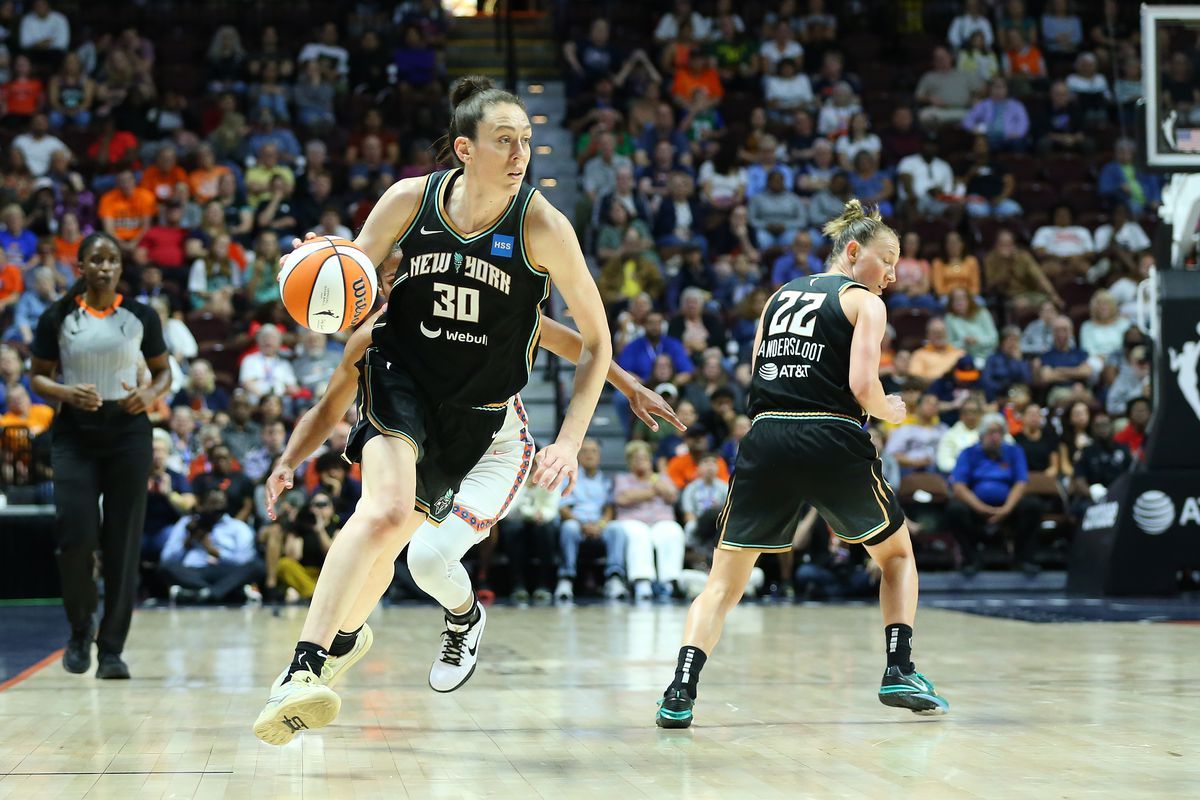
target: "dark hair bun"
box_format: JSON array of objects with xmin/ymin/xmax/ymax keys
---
[{"xmin": 451, "ymin": 75, "xmax": 495, "ymax": 109}]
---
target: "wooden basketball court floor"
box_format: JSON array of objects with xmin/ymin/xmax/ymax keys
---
[{"xmin": 1, "ymin": 603, "xmax": 1197, "ymax": 799}]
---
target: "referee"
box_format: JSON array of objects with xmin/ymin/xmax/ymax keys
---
[{"xmin": 30, "ymin": 232, "xmax": 171, "ymax": 679}]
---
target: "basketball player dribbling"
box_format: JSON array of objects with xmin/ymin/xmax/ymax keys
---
[
  {"xmin": 254, "ymin": 76, "xmax": 614, "ymax": 745},
  {"xmin": 257, "ymin": 248, "xmax": 681, "ymax": 702},
  {"xmin": 656, "ymin": 201, "xmax": 950, "ymax": 729}
]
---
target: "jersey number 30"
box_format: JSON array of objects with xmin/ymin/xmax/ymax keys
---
[
  {"xmin": 768, "ymin": 291, "xmax": 825, "ymax": 338},
  {"xmin": 433, "ymin": 282, "xmax": 480, "ymax": 323}
]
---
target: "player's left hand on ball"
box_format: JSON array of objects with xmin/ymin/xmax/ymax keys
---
[
  {"xmin": 629, "ymin": 384, "xmax": 685, "ymax": 433},
  {"xmin": 281, "ymin": 232, "xmax": 322, "ymax": 269},
  {"xmin": 531, "ymin": 441, "xmax": 578, "ymax": 495}
]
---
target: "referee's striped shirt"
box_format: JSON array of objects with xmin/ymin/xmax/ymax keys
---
[{"xmin": 31, "ymin": 295, "xmax": 166, "ymax": 400}]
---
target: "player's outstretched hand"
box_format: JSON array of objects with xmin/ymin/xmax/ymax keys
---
[
  {"xmin": 629, "ymin": 383, "xmax": 686, "ymax": 433},
  {"xmin": 264, "ymin": 461, "xmax": 295, "ymax": 521},
  {"xmin": 531, "ymin": 441, "xmax": 579, "ymax": 495},
  {"xmin": 883, "ymin": 394, "xmax": 907, "ymax": 425}
]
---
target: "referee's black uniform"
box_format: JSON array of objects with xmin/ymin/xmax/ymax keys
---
[{"xmin": 30, "ymin": 287, "xmax": 168, "ymax": 676}]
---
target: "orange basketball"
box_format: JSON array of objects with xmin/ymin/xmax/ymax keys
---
[{"xmin": 278, "ymin": 236, "xmax": 379, "ymax": 333}]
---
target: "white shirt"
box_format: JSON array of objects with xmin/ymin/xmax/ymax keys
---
[
  {"xmin": 672, "ymin": 199, "xmax": 693, "ymax": 231},
  {"xmin": 764, "ymin": 73, "xmax": 814, "ymax": 109},
  {"xmin": 297, "ymin": 42, "xmax": 349, "ymax": 75},
  {"xmin": 238, "ymin": 351, "xmax": 297, "ymax": 402},
  {"xmin": 11, "ymin": 133, "xmax": 68, "ymax": 177},
  {"xmin": 1066, "ymin": 73, "xmax": 1111, "ymax": 100},
  {"xmin": 835, "ymin": 133, "xmax": 882, "ymax": 164},
  {"xmin": 698, "ymin": 161, "xmax": 747, "ymax": 204},
  {"xmin": 897, "ymin": 154, "xmax": 954, "ymax": 200},
  {"xmin": 654, "ymin": 11, "xmax": 712, "ymax": 42},
  {"xmin": 19, "ymin": 10, "xmax": 70, "ymax": 51},
  {"xmin": 1094, "ymin": 221, "xmax": 1151, "ymax": 253},
  {"xmin": 759, "ymin": 39, "xmax": 804, "ymax": 73},
  {"xmin": 947, "ymin": 13, "xmax": 994, "ymax": 50},
  {"xmin": 1031, "ymin": 225, "xmax": 1095, "ymax": 257}
]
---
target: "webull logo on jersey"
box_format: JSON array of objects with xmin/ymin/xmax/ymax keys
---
[
  {"xmin": 758, "ymin": 362, "xmax": 812, "ymax": 380},
  {"xmin": 446, "ymin": 329, "xmax": 489, "ymax": 345},
  {"xmin": 490, "ymin": 234, "xmax": 514, "ymax": 258}
]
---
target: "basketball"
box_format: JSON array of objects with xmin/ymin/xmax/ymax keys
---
[{"xmin": 278, "ymin": 236, "xmax": 378, "ymax": 333}]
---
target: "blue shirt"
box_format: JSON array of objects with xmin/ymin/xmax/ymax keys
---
[
  {"xmin": 745, "ymin": 164, "xmax": 796, "ymax": 200},
  {"xmin": 0, "ymin": 230, "xmax": 38, "ymax": 263},
  {"xmin": 618, "ymin": 334, "xmax": 695, "ymax": 383},
  {"xmin": 981, "ymin": 351, "xmax": 1031, "ymax": 400},
  {"xmin": 771, "ymin": 250, "xmax": 822, "ymax": 286},
  {"xmin": 951, "ymin": 442, "xmax": 1028, "ymax": 507},
  {"xmin": 160, "ymin": 513, "xmax": 257, "ymax": 568},
  {"xmin": 561, "ymin": 468, "xmax": 612, "ymax": 524}
]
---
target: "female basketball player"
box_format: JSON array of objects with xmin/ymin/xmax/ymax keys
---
[
  {"xmin": 655, "ymin": 200, "xmax": 950, "ymax": 729},
  {"xmin": 254, "ymin": 76, "xmax": 613, "ymax": 744}
]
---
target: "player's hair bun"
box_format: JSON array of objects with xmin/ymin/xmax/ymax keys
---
[
  {"xmin": 822, "ymin": 199, "xmax": 883, "ymax": 239},
  {"xmin": 451, "ymin": 75, "xmax": 496, "ymax": 109}
]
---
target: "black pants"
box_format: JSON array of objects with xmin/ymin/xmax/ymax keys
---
[
  {"xmin": 500, "ymin": 518, "xmax": 559, "ymax": 592},
  {"xmin": 945, "ymin": 495, "xmax": 1042, "ymax": 567},
  {"xmin": 51, "ymin": 406, "xmax": 153, "ymax": 655},
  {"xmin": 159, "ymin": 560, "xmax": 266, "ymax": 602}
]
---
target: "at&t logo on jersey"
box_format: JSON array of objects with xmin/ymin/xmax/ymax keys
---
[
  {"xmin": 758, "ymin": 363, "xmax": 778, "ymax": 381},
  {"xmin": 490, "ymin": 234, "xmax": 514, "ymax": 258},
  {"xmin": 758, "ymin": 362, "xmax": 812, "ymax": 380}
]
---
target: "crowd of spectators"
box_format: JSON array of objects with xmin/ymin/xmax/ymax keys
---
[{"xmin": 0, "ymin": 1, "xmax": 1180, "ymax": 605}]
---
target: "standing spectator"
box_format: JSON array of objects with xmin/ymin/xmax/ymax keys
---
[
  {"xmin": 557, "ymin": 438, "xmax": 627, "ymax": 602},
  {"xmin": 612, "ymin": 440, "xmax": 686, "ymax": 602},
  {"xmin": 30, "ymin": 232, "xmax": 171, "ymax": 678},
  {"xmin": 931, "ymin": 230, "xmax": 981, "ymax": 300},
  {"xmin": 910, "ymin": 318, "xmax": 967, "ymax": 386},
  {"xmin": 936, "ymin": 397, "xmax": 986, "ymax": 473},
  {"xmin": 947, "ymin": 413, "xmax": 1040, "ymax": 575},
  {"xmin": 1041, "ymin": 0, "xmax": 1083, "ymax": 57},
  {"xmin": 501, "ymin": 484, "xmax": 561, "ymax": 604},
  {"xmin": 962, "ymin": 136, "xmax": 1022, "ymax": 219},
  {"xmin": 915, "ymin": 47, "xmax": 975, "ymax": 128},
  {"xmin": 1015, "ymin": 403, "xmax": 1060, "ymax": 477},
  {"xmin": 748, "ymin": 169, "xmax": 806, "ymax": 250},
  {"xmin": 984, "ymin": 230, "xmax": 1062, "ymax": 315},
  {"xmin": 159, "ymin": 488, "xmax": 264, "ymax": 604},
  {"xmin": 98, "ymin": 170, "xmax": 156, "ymax": 256},
  {"xmin": 12, "ymin": 114, "xmax": 66, "ymax": 177},
  {"xmin": 888, "ymin": 231, "xmax": 938, "ymax": 312},
  {"xmin": 944, "ymin": 287, "xmax": 999, "ymax": 362},
  {"xmin": 1098, "ymin": 139, "xmax": 1161, "ymax": 215},
  {"xmin": 1031, "ymin": 203, "xmax": 1094, "ymax": 281},
  {"xmin": 884, "ymin": 392, "xmax": 947, "ymax": 474},
  {"xmin": 962, "ymin": 78, "xmax": 1030, "ymax": 152},
  {"xmin": 948, "ymin": 0, "xmax": 994, "ymax": 51},
  {"xmin": 237, "ymin": 325, "xmax": 298, "ymax": 403}
]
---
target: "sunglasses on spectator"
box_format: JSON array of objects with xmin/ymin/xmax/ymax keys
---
[{"xmin": 312, "ymin": 500, "xmax": 332, "ymax": 508}]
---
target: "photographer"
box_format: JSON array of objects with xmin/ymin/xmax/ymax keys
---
[
  {"xmin": 275, "ymin": 491, "xmax": 339, "ymax": 601},
  {"xmin": 159, "ymin": 488, "xmax": 264, "ymax": 604}
]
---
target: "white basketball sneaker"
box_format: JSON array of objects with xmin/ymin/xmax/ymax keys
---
[
  {"xmin": 252, "ymin": 669, "xmax": 341, "ymax": 746},
  {"xmin": 320, "ymin": 623, "xmax": 374, "ymax": 687},
  {"xmin": 554, "ymin": 577, "xmax": 574, "ymax": 602},
  {"xmin": 428, "ymin": 603, "xmax": 486, "ymax": 693}
]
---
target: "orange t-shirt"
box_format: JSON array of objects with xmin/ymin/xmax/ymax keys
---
[
  {"xmin": 667, "ymin": 452, "xmax": 730, "ymax": 490},
  {"xmin": 188, "ymin": 165, "xmax": 232, "ymax": 203},
  {"xmin": 140, "ymin": 165, "xmax": 189, "ymax": 202},
  {"xmin": 1005, "ymin": 46, "xmax": 1045, "ymax": 78},
  {"xmin": 0, "ymin": 263, "xmax": 23, "ymax": 302},
  {"xmin": 671, "ymin": 67, "xmax": 724, "ymax": 104},
  {"xmin": 3, "ymin": 78, "xmax": 44, "ymax": 116},
  {"xmin": 98, "ymin": 187, "xmax": 158, "ymax": 240},
  {"xmin": 0, "ymin": 404, "xmax": 54, "ymax": 435},
  {"xmin": 55, "ymin": 236, "xmax": 81, "ymax": 269}
]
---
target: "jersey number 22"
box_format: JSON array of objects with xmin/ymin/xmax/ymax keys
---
[{"xmin": 768, "ymin": 291, "xmax": 825, "ymax": 338}]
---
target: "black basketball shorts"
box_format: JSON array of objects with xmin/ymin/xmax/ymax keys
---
[
  {"xmin": 344, "ymin": 347, "xmax": 508, "ymax": 524},
  {"xmin": 716, "ymin": 412, "xmax": 904, "ymax": 552}
]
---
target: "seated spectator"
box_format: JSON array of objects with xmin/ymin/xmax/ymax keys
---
[
  {"xmin": 293, "ymin": 59, "xmax": 336, "ymax": 131},
  {"xmin": 927, "ymin": 354, "xmax": 987, "ymax": 422},
  {"xmin": 498, "ymin": 483, "xmax": 560, "ymax": 604},
  {"xmin": 944, "ymin": 287, "xmax": 999, "ymax": 362},
  {"xmin": 612, "ymin": 440, "xmax": 686, "ymax": 602},
  {"xmin": 982, "ymin": 325, "xmax": 1033, "ymax": 399},
  {"xmin": 915, "ymin": 47, "xmax": 975, "ymax": 128},
  {"xmin": 884, "ymin": 392, "xmax": 946, "ymax": 474},
  {"xmin": 1068, "ymin": 412, "xmax": 1132, "ymax": 518},
  {"xmin": 244, "ymin": 141, "xmax": 296, "ymax": 207},
  {"xmin": 142, "ymin": 430, "xmax": 195, "ymax": 560},
  {"xmin": 1041, "ymin": 0, "xmax": 1083, "ymax": 56},
  {"xmin": 275, "ymin": 491, "xmax": 339, "ymax": 602},
  {"xmin": 1065, "ymin": 52, "xmax": 1111, "ymax": 125},
  {"xmin": 188, "ymin": 233, "xmax": 242, "ymax": 314},
  {"xmin": 771, "ymin": 230, "xmax": 822, "ymax": 287},
  {"xmin": 962, "ymin": 77, "xmax": 1030, "ymax": 152},
  {"xmin": 887, "ymin": 231, "xmax": 938, "ymax": 311},
  {"xmin": 962, "ymin": 135, "xmax": 1022, "ymax": 219},
  {"xmin": 1001, "ymin": 27, "xmax": 1047, "ymax": 95},
  {"xmin": 984, "ymin": 230, "xmax": 1062, "ymax": 315},
  {"xmin": 636, "ymin": 102, "xmax": 690, "ymax": 166},
  {"xmin": 241, "ymin": 418, "xmax": 286, "ymax": 484},
  {"xmin": 47, "ymin": 52, "xmax": 94, "ymax": 130},
  {"xmin": 1033, "ymin": 315, "xmax": 1093, "ymax": 390},
  {"xmin": 652, "ymin": 172, "xmax": 706, "ymax": 255},
  {"xmin": 697, "ymin": 144, "xmax": 747, "ymax": 209},
  {"xmin": 13, "ymin": 116, "xmax": 68, "ymax": 183},
  {"xmin": 252, "ymin": 175, "xmax": 298, "ymax": 240},
  {"xmin": 744, "ymin": 134, "xmax": 794, "ymax": 200},
  {"xmin": 668, "ymin": 288, "xmax": 727, "ymax": 355},
  {"xmin": 667, "ymin": 423, "xmax": 730, "ymax": 489},
  {"xmin": 947, "ymin": 413, "xmax": 1040, "ymax": 574},
  {"xmin": 759, "ymin": 20, "xmax": 803, "ymax": 75},
  {"xmin": 2, "ymin": 266, "xmax": 56, "ymax": 346},
  {"xmin": 784, "ymin": 108, "xmax": 819, "ymax": 165},
  {"xmin": 794, "ymin": 137, "xmax": 837, "ymax": 197},
  {"xmin": 1035, "ymin": 80, "xmax": 1091, "ymax": 155},
  {"xmin": 561, "ymin": 18, "xmax": 621, "ymax": 95},
  {"xmin": 763, "ymin": 57, "xmax": 812, "ymax": 120},
  {"xmin": 297, "ymin": 21, "xmax": 350, "ymax": 77},
  {"xmin": 159, "ymin": 488, "xmax": 264, "ymax": 604},
  {"xmin": 1078, "ymin": 290, "xmax": 1131, "ymax": 367},
  {"xmin": 1113, "ymin": 397, "xmax": 1150, "ymax": 462},
  {"xmin": 148, "ymin": 296, "xmax": 196, "ymax": 370},
  {"xmin": 1098, "ymin": 139, "xmax": 1161, "ymax": 215},
  {"xmin": 1015, "ymin": 403, "xmax": 1060, "ymax": 477},
  {"xmin": 748, "ymin": 169, "xmax": 806, "ymax": 250},
  {"xmin": 1058, "ymin": 400, "xmax": 1093, "ymax": 475},
  {"xmin": 932, "ymin": 230, "xmax": 982, "ymax": 300},
  {"xmin": 1031, "ymin": 203, "xmax": 1094, "ymax": 281},
  {"xmin": 910, "ymin": 318, "xmax": 967, "ymax": 386},
  {"xmin": 3, "ymin": 56, "xmax": 45, "ymax": 125},
  {"xmin": 937, "ymin": 397, "xmax": 985, "ymax": 473},
  {"xmin": 948, "ymin": 0, "xmax": 994, "ymax": 50},
  {"xmin": 0, "ymin": 382, "xmax": 54, "ymax": 435},
  {"xmin": 597, "ymin": 229, "xmax": 663, "ymax": 311},
  {"xmin": 1105, "ymin": 343, "xmax": 1149, "ymax": 417},
  {"xmin": 1093, "ymin": 203, "xmax": 1150, "ymax": 284},
  {"xmin": 710, "ymin": 13, "xmax": 759, "ymax": 91},
  {"xmin": 679, "ymin": 452, "xmax": 729, "ymax": 545},
  {"xmin": 816, "ymin": 81, "xmax": 861, "ymax": 139},
  {"xmin": 958, "ymin": 34, "xmax": 1000, "ymax": 90},
  {"xmin": 897, "ymin": 134, "xmax": 959, "ymax": 221},
  {"xmin": 191, "ymin": 440, "xmax": 255, "ymax": 522},
  {"xmin": 848, "ymin": 152, "xmax": 893, "ymax": 217},
  {"xmin": 140, "ymin": 145, "xmax": 187, "ymax": 203},
  {"xmin": 671, "ymin": 49, "xmax": 723, "ymax": 107},
  {"xmin": 880, "ymin": 106, "xmax": 921, "ymax": 168},
  {"xmin": 291, "ymin": 329, "xmax": 342, "ymax": 399},
  {"xmin": 1021, "ymin": 300, "xmax": 1062, "ymax": 357},
  {"xmin": 238, "ymin": 325, "xmax": 298, "ymax": 403},
  {"xmin": 98, "ymin": 170, "xmax": 157, "ymax": 256},
  {"xmin": 597, "ymin": 165, "xmax": 652, "ymax": 230},
  {"xmin": 556, "ymin": 439, "xmax": 627, "ymax": 601},
  {"xmin": 171, "ymin": 359, "xmax": 229, "ymax": 416},
  {"xmin": 141, "ymin": 202, "xmax": 190, "ymax": 273},
  {"xmin": 241, "ymin": 231, "xmax": 284, "ymax": 307},
  {"xmin": 0, "ymin": 258, "xmax": 22, "ymax": 316},
  {"xmin": 808, "ymin": 171, "xmax": 854, "ymax": 233}
]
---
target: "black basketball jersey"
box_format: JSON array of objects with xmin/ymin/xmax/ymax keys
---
[
  {"xmin": 748, "ymin": 272, "xmax": 869, "ymax": 423},
  {"xmin": 372, "ymin": 168, "xmax": 550, "ymax": 406}
]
